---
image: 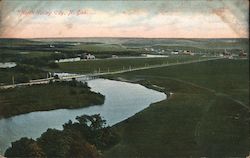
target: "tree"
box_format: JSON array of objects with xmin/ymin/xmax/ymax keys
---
[
  {"xmin": 5, "ymin": 137, "xmax": 45, "ymax": 157},
  {"xmin": 75, "ymin": 114, "xmax": 106, "ymax": 130},
  {"xmin": 66, "ymin": 133, "xmax": 100, "ymax": 158},
  {"xmin": 37, "ymin": 129, "xmax": 71, "ymax": 157},
  {"xmin": 64, "ymin": 114, "xmax": 119, "ymax": 150},
  {"xmin": 6, "ymin": 115, "xmax": 119, "ymax": 157}
]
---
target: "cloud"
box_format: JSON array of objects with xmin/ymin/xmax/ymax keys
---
[
  {"xmin": 0, "ymin": 0, "xmax": 248, "ymax": 38},
  {"xmin": 0, "ymin": 0, "xmax": 48, "ymax": 36},
  {"xmin": 212, "ymin": 6, "xmax": 248, "ymax": 37}
]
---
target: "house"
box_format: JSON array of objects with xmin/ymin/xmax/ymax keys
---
[
  {"xmin": 239, "ymin": 50, "xmax": 247, "ymax": 57},
  {"xmin": 55, "ymin": 57, "xmax": 81, "ymax": 63},
  {"xmin": 239, "ymin": 52, "xmax": 247, "ymax": 57},
  {"xmin": 223, "ymin": 49, "xmax": 231, "ymax": 56},
  {"xmin": 112, "ymin": 55, "xmax": 118, "ymax": 58},
  {"xmin": 183, "ymin": 50, "xmax": 193, "ymax": 55},
  {"xmin": 81, "ymin": 53, "xmax": 95, "ymax": 60},
  {"xmin": 171, "ymin": 51, "xmax": 179, "ymax": 55}
]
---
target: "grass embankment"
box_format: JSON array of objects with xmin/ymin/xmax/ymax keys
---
[
  {"xmin": 0, "ymin": 80, "xmax": 104, "ymax": 118},
  {"xmin": 104, "ymin": 59, "xmax": 249, "ymax": 157},
  {"xmin": 58, "ymin": 56, "xmax": 202, "ymax": 74}
]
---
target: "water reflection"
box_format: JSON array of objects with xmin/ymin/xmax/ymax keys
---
[{"xmin": 0, "ymin": 79, "xmax": 166, "ymax": 154}]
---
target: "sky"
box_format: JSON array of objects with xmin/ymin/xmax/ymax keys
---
[{"xmin": 0, "ymin": 0, "xmax": 249, "ymax": 38}]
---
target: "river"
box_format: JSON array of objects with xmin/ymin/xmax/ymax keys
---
[{"xmin": 0, "ymin": 78, "xmax": 166, "ymax": 154}]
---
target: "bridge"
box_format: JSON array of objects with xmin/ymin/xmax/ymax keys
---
[{"xmin": 0, "ymin": 57, "xmax": 223, "ymax": 89}]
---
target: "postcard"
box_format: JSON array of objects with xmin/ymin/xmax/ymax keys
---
[{"xmin": 0, "ymin": 0, "xmax": 249, "ymax": 157}]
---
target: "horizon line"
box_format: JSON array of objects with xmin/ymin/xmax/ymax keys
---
[{"xmin": 0, "ymin": 37, "xmax": 249, "ymax": 40}]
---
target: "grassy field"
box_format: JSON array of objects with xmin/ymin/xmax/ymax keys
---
[
  {"xmin": 57, "ymin": 56, "xmax": 202, "ymax": 74},
  {"xmin": 104, "ymin": 59, "xmax": 249, "ymax": 157},
  {"xmin": 0, "ymin": 39, "xmax": 142, "ymax": 63},
  {"xmin": 71, "ymin": 43, "xmax": 136, "ymax": 52},
  {"xmin": 124, "ymin": 59, "xmax": 249, "ymax": 105},
  {"xmin": 0, "ymin": 81, "xmax": 104, "ymax": 118},
  {"xmin": 2, "ymin": 38, "xmax": 247, "ymax": 63},
  {"xmin": 0, "ymin": 64, "xmax": 47, "ymax": 85}
]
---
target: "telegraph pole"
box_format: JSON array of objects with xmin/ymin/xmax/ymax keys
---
[{"xmin": 12, "ymin": 76, "xmax": 15, "ymax": 85}]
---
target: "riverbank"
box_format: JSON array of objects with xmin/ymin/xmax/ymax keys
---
[
  {"xmin": 104, "ymin": 59, "xmax": 249, "ymax": 157},
  {"xmin": 0, "ymin": 80, "xmax": 104, "ymax": 118},
  {"xmin": 0, "ymin": 78, "xmax": 166, "ymax": 155}
]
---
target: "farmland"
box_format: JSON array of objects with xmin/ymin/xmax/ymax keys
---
[
  {"xmin": 0, "ymin": 38, "xmax": 249, "ymax": 157},
  {"xmin": 104, "ymin": 59, "xmax": 249, "ymax": 157},
  {"xmin": 57, "ymin": 56, "xmax": 203, "ymax": 74}
]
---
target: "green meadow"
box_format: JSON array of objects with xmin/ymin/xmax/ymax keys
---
[
  {"xmin": 104, "ymin": 59, "xmax": 249, "ymax": 157},
  {"xmin": 57, "ymin": 56, "xmax": 202, "ymax": 74}
]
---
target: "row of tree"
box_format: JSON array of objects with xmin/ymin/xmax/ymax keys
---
[{"xmin": 5, "ymin": 114, "xmax": 119, "ymax": 158}]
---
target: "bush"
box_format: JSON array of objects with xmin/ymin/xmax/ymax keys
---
[{"xmin": 5, "ymin": 138, "xmax": 45, "ymax": 157}]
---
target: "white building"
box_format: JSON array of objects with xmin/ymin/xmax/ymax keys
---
[
  {"xmin": 171, "ymin": 51, "xmax": 179, "ymax": 55},
  {"xmin": 85, "ymin": 54, "xmax": 95, "ymax": 60},
  {"xmin": 112, "ymin": 55, "xmax": 118, "ymax": 58},
  {"xmin": 55, "ymin": 57, "xmax": 81, "ymax": 63}
]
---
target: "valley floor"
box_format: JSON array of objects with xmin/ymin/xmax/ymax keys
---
[{"xmin": 104, "ymin": 59, "xmax": 249, "ymax": 157}]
